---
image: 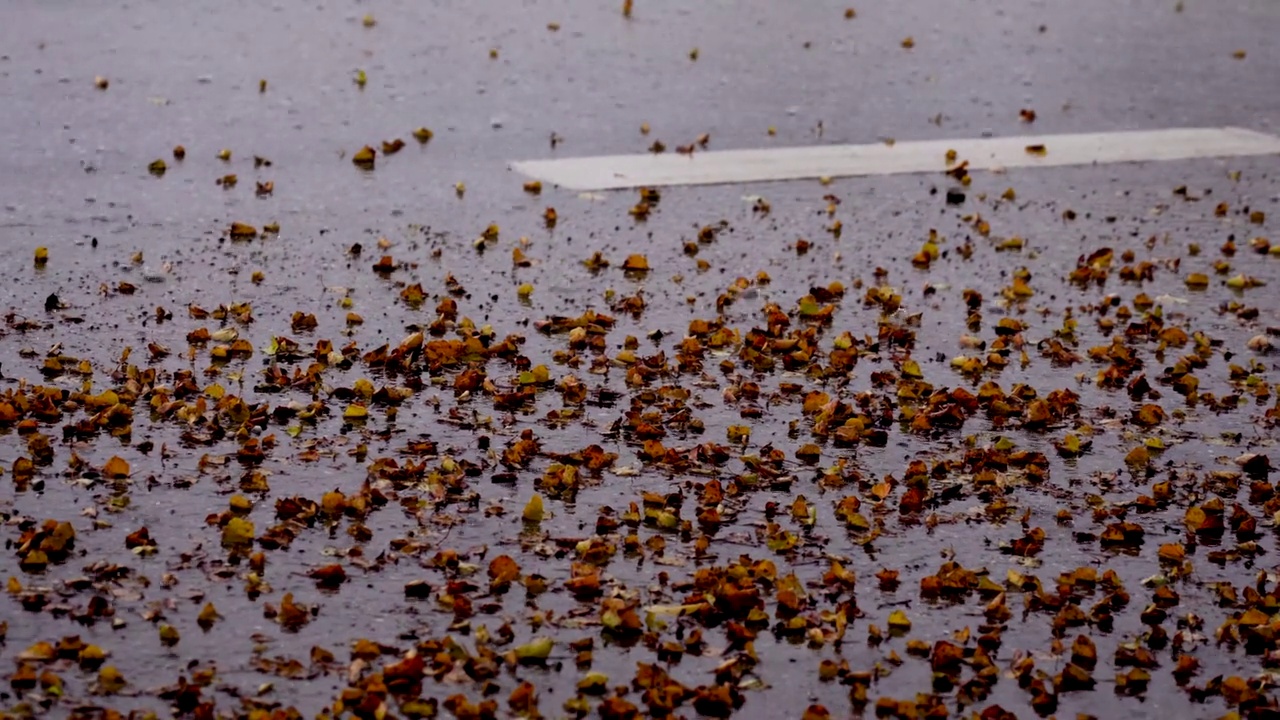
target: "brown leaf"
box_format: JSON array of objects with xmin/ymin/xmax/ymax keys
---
[
  {"xmin": 308, "ymin": 564, "xmax": 348, "ymax": 589},
  {"xmin": 277, "ymin": 593, "xmax": 310, "ymax": 630}
]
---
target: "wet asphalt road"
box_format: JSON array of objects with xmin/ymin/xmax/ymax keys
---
[
  {"xmin": 2, "ymin": 1, "xmax": 1280, "ymax": 719},
  {"xmin": 2, "ymin": 0, "xmax": 1279, "ymax": 225}
]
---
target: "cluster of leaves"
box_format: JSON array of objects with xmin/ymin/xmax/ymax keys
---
[{"xmin": 5, "ymin": 5, "xmax": 1280, "ymax": 720}]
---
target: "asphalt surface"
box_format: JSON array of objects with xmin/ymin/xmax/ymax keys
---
[{"xmin": 2, "ymin": 1, "xmax": 1280, "ymax": 719}]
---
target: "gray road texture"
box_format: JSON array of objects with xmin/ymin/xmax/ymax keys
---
[
  {"xmin": 1, "ymin": 1, "xmax": 1280, "ymax": 719},
  {"xmin": 2, "ymin": 0, "xmax": 1279, "ymax": 224}
]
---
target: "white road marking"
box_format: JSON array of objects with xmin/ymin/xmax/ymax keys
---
[{"xmin": 511, "ymin": 127, "xmax": 1280, "ymax": 191}]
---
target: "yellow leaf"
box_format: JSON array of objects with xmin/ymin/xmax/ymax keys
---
[
  {"xmin": 352, "ymin": 145, "xmax": 376, "ymax": 168},
  {"xmin": 622, "ymin": 254, "xmax": 650, "ymax": 271},
  {"xmin": 523, "ymin": 493, "xmax": 545, "ymax": 522},
  {"xmin": 888, "ymin": 609, "xmax": 911, "ymax": 632},
  {"xmin": 901, "ymin": 359, "xmax": 923, "ymax": 379},
  {"xmin": 158, "ymin": 624, "xmax": 180, "ymax": 647},
  {"xmin": 1184, "ymin": 273, "xmax": 1210, "ymax": 288},
  {"xmin": 1125, "ymin": 446, "xmax": 1150, "ymax": 467},
  {"xmin": 97, "ymin": 666, "xmax": 126, "ymax": 694},
  {"xmin": 197, "ymin": 602, "xmax": 220, "ymax": 629},
  {"xmin": 514, "ymin": 637, "xmax": 553, "ymax": 661},
  {"xmin": 221, "ymin": 517, "xmax": 255, "ymax": 547},
  {"xmin": 78, "ymin": 644, "xmax": 106, "ymax": 667}
]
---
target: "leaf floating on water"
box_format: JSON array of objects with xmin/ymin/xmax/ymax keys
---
[
  {"xmin": 147, "ymin": 159, "xmax": 166, "ymax": 176},
  {"xmin": 94, "ymin": 76, "xmax": 109, "ymax": 90},
  {"xmin": 901, "ymin": 37, "xmax": 915, "ymax": 48},
  {"xmin": 382, "ymin": 139, "xmax": 405, "ymax": 155},
  {"xmin": 412, "ymin": 127, "xmax": 434, "ymax": 143},
  {"xmin": 622, "ymin": 0, "xmax": 633, "ymax": 18},
  {"xmin": 217, "ymin": 148, "xmax": 231, "ymax": 161},
  {"xmin": 354, "ymin": 69, "xmax": 367, "ymax": 88},
  {"xmin": 1025, "ymin": 144, "xmax": 1047, "ymax": 156},
  {"xmin": 229, "ymin": 222, "xmax": 257, "ymax": 239},
  {"xmin": 34, "ymin": 246, "xmax": 49, "ymax": 267},
  {"xmin": 362, "ymin": 13, "xmax": 376, "ymax": 27}
]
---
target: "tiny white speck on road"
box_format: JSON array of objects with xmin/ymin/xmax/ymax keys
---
[{"xmin": 511, "ymin": 127, "xmax": 1280, "ymax": 191}]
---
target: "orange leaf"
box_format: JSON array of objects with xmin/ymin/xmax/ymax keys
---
[
  {"xmin": 622, "ymin": 254, "xmax": 650, "ymax": 271},
  {"xmin": 103, "ymin": 456, "xmax": 130, "ymax": 479},
  {"xmin": 488, "ymin": 555, "xmax": 521, "ymax": 589}
]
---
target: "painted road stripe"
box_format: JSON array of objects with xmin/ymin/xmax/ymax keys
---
[{"xmin": 512, "ymin": 127, "xmax": 1280, "ymax": 191}]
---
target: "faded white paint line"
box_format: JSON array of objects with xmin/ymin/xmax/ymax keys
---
[{"xmin": 511, "ymin": 127, "xmax": 1280, "ymax": 191}]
